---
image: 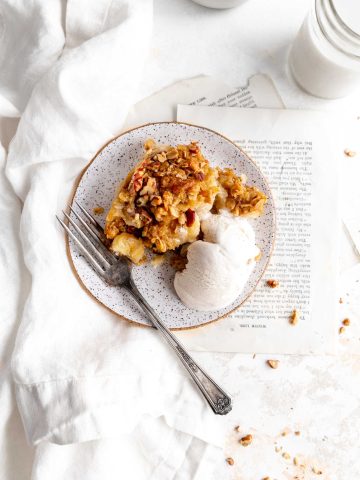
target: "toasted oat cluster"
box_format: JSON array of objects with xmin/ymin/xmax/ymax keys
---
[
  {"xmin": 215, "ymin": 168, "xmax": 267, "ymax": 217},
  {"xmin": 105, "ymin": 140, "xmax": 267, "ymax": 263}
]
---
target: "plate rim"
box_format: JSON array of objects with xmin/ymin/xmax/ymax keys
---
[{"xmin": 66, "ymin": 121, "xmax": 277, "ymax": 330}]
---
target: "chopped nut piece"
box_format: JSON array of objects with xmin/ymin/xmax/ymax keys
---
[
  {"xmin": 226, "ymin": 457, "xmax": 234, "ymax": 466},
  {"xmin": 294, "ymin": 431, "xmax": 301, "ymax": 436},
  {"xmin": 262, "ymin": 477, "xmax": 271, "ymax": 480},
  {"xmin": 281, "ymin": 431, "xmax": 287, "ymax": 436},
  {"xmin": 344, "ymin": 149, "xmax": 357, "ymax": 157},
  {"xmin": 267, "ymin": 359, "xmax": 279, "ymax": 369},
  {"xmin": 289, "ymin": 309, "xmax": 299, "ymax": 325},
  {"xmin": 339, "ymin": 326, "xmax": 346, "ymax": 334},
  {"xmin": 312, "ymin": 466, "xmax": 323, "ymax": 475},
  {"xmin": 343, "ymin": 318, "xmax": 350, "ymax": 326},
  {"xmin": 339, "ymin": 297, "xmax": 343, "ymax": 304},
  {"xmin": 239, "ymin": 434, "xmax": 252, "ymax": 446},
  {"xmin": 234, "ymin": 425, "xmax": 241, "ymax": 432},
  {"xmin": 275, "ymin": 446, "xmax": 282, "ymax": 453},
  {"xmin": 293, "ymin": 456, "xmax": 299, "ymax": 466},
  {"xmin": 282, "ymin": 452, "xmax": 291, "ymax": 460},
  {"xmin": 93, "ymin": 206, "xmax": 104, "ymax": 215},
  {"xmin": 266, "ymin": 279, "xmax": 279, "ymax": 288}
]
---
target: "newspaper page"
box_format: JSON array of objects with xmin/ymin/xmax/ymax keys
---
[
  {"xmin": 123, "ymin": 74, "xmax": 284, "ymax": 130},
  {"xmin": 125, "ymin": 74, "xmax": 338, "ymax": 353},
  {"xmin": 177, "ymin": 105, "xmax": 339, "ymax": 354}
]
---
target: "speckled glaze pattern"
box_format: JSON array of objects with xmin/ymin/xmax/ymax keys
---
[{"xmin": 68, "ymin": 122, "xmax": 275, "ymax": 329}]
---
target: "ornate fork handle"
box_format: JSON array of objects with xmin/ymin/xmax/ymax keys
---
[{"xmin": 125, "ymin": 279, "xmax": 232, "ymax": 415}]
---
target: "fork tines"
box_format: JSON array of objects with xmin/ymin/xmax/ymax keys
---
[{"xmin": 56, "ymin": 203, "xmax": 117, "ymax": 276}]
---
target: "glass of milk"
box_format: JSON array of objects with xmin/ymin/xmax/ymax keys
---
[{"xmin": 289, "ymin": 0, "xmax": 360, "ymax": 99}]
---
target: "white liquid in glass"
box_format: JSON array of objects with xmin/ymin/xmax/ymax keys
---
[{"xmin": 289, "ymin": 0, "xmax": 360, "ymax": 99}]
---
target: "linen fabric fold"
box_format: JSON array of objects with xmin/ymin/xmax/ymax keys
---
[{"xmin": 2, "ymin": 0, "xmax": 223, "ymax": 475}]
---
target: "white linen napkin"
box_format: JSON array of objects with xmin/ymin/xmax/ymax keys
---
[{"xmin": 2, "ymin": 0, "xmax": 224, "ymax": 477}]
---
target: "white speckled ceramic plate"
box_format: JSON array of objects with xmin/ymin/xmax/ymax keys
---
[{"xmin": 68, "ymin": 122, "xmax": 275, "ymax": 329}]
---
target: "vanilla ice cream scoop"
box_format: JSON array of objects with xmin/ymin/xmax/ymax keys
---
[{"xmin": 174, "ymin": 212, "xmax": 259, "ymax": 311}]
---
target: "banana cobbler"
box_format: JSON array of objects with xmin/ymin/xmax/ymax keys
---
[{"xmin": 105, "ymin": 139, "xmax": 267, "ymax": 264}]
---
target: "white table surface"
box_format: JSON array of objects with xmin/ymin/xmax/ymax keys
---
[
  {"xmin": 138, "ymin": 1, "xmax": 360, "ymax": 479},
  {"xmin": 3, "ymin": 0, "xmax": 360, "ymax": 479}
]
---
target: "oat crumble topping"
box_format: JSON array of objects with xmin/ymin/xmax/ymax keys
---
[{"xmin": 105, "ymin": 140, "xmax": 267, "ymax": 263}]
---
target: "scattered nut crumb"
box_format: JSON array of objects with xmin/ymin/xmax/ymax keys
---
[
  {"xmin": 295, "ymin": 431, "xmax": 301, "ymax": 436},
  {"xmin": 93, "ymin": 206, "xmax": 104, "ymax": 215},
  {"xmin": 234, "ymin": 425, "xmax": 241, "ymax": 432},
  {"xmin": 275, "ymin": 446, "xmax": 282, "ymax": 453},
  {"xmin": 267, "ymin": 359, "xmax": 279, "ymax": 369},
  {"xmin": 239, "ymin": 434, "xmax": 253, "ymax": 446},
  {"xmin": 281, "ymin": 431, "xmax": 288, "ymax": 436},
  {"xmin": 255, "ymin": 251, "xmax": 262, "ymax": 261},
  {"xmin": 293, "ymin": 456, "xmax": 299, "ymax": 466},
  {"xmin": 343, "ymin": 318, "xmax": 350, "ymax": 326},
  {"xmin": 266, "ymin": 279, "xmax": 279, "ymax": 288},
  {"xmin": 226, "ymin": 457, "xmax": 234, "ymax": 466},
  {"xmin": 312, "ymin": 466, "xmax": 323, "ymax": 475},
  {"xmin": 339, "ymin": 297, "xmax": 343, "ymax": 304},
  {"xmin": 282, "ymin": 452, "xmax": 291, "ymax": 460},
  {"xmin": 253, "ymin": 353, "xmax": 256, "ymax": 359},
  {"xmin": 339, "ymin": 326, "xmax": 346, "ymax": 334},
  {"xmin": 289, "ymin": 309, "xmax": 299, "ymax": 325},
  {"xmin": 262, "ymin": 477, "xmax": 271, "ymax": 480},
  {"xmin": 344, "ymin": 149, "xmax": 357, "ymax": 157}
]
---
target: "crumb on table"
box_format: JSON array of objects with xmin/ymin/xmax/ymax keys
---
[
  {"xmin": 312, "ymin": 466, "xmax": 323, "ymax": 475},
  {"xmin": 267, "ymin": 359, "xmax": 279, "ymax": 369},
  {"xmin": 344, "ymin": 149, "xmax": 357, "ymax": 157},
  {"xmin": 239, "ymin": 434, "xmax": 252, "ymax": 446},
  {"xmin": 266, "ymin": 279, "xmax": 279, "ymax": 288},
  {"xmin": 289, "ymin": 309, "xmax": 299, "ymax": 325},
  {"xmin": 339, "ymin": 326, "xmax": 346, "ymax": 334},
  {"xmin": 226, "ymin": 457, "xmax": 234, "ymax": 466},
  {"xmin": 342, "ymin": 318, "xmax": 350, "ymax": 326}
]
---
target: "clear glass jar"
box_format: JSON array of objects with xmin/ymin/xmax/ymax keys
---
[{"xmin": 289, "ymin": 0, "xmax": 360, "ymax": 99}]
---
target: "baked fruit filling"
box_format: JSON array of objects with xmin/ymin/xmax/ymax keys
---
[{"xmin": 105, "ymin": 139, "xmax": 267, "ymax": 263}]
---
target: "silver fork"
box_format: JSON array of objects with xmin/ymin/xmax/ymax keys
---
[{"xmin": 56, "ymin": 203, "xmax": 232, "ymax": 415}]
